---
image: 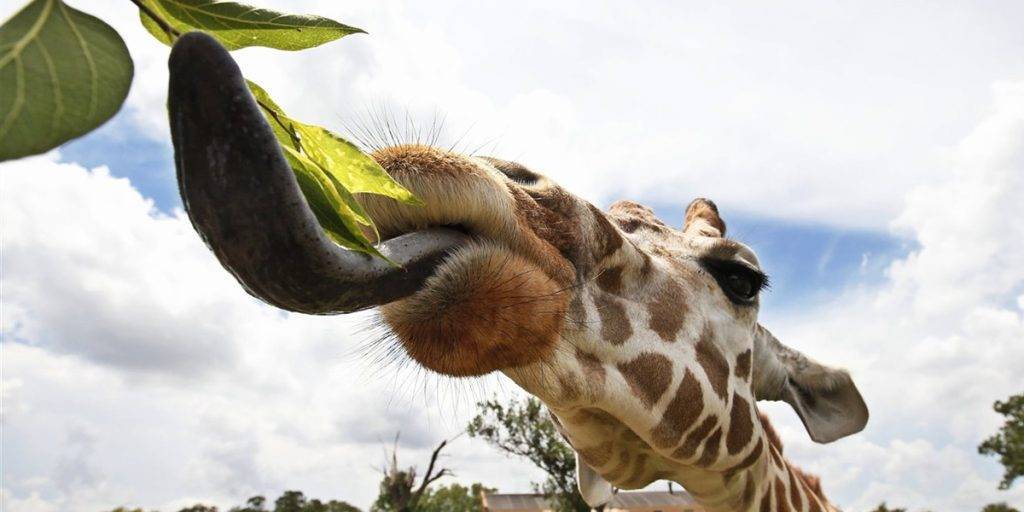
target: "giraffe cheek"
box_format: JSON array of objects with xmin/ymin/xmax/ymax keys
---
[{"xmin": 380, "ymin": 243, "xmax": 567, "ymax": 377}]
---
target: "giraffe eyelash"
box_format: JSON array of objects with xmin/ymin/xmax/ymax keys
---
[{"xmin": 699, "ymin": 257, "xmax": 769, "ymax": 304}]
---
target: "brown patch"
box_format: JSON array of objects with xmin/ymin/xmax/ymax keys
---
[
  {"xmin": 695, "ymin": 329, "xmax": 730, "ymax": 400},
  {"xmin": 650, "ymin": 369, "xmax": 704, "ymax": 449},
  {"xmin": 758, "ymin": 411, "xmax": 784, "ymax": 455},
  {"xmin": 622, "ymin": 453, "xmax": 650, "ymax": 487},
  {"xmin": 617, "ymin": 353, "xmax": 673, "ymax": 409},
  {"xmin": 604, "ymin": 449, "xmax": 632, "ymax": 482},
  {"xmin": 558, "ymin": 374, "xmax": 581, "ymax": 402},
  {"xmin": 594, "ymin": 292, "xmax": 632, "ymax": 345},
  {"xmin": 770, "ymin": 475, "xmax": 786, "ymax": 512},
  {"xmin": 577, "ymin": 442, "xmax": 613, "ymax": 467},
  {"xmin": 616, "ymin": 217, "xmax": 644, "ymax": 233},
  {"xmin": 759, "ymin": 481, "xmax": 773, "ymax": 512},
  {"xmin": 381, "ymin": 245, "xmax": 566, "ymax": 376},
  {"xmin": 569, "ymin": 407, "xmax": 617, "ymax": 426},
  {"xmin": 724, "ymin": 438, "xmax": 764, "ymax": 480},
  {"xmin": 588, "ymin": 203, "xmax": 624, "ymax": 261},
  {"xmin": 740, "ymin": 475, "xmax": 757, "ymax": 511},
  {"xmin": 513, "ymin": 186, "xmax": 585, "ymax": 269},
  {"xmin": 596, "ymin": 265, "xmax": 625, "ymax": 294},
  {"xmin": 647, "ymin": 280, "xmax": 687, "ymax": 342},
  {"xmin": 795, "ymin": 468, "xmax": 827, "ymax": 512},
  {"xmin": 726, "ymin": 394, "xmax": 754, "ymax": 455},
  {"xmin": 575, "ymin": 349, "xmax": 606, "ymax": 388},
  {"xmin": 695, "ymin": 427, "xmax": 723, "ymax": 467},
  {"xmin": 734, "ymin": 349, "xmax": 752, "ymax": 380},
  {"xmin": 671, "ymin": 414, "xmax": 717, "ymax": 460},
  {"xmin": 769, "ymin": 443, "xmax": 784, "ymax": 467},
  {"xmin": 788, "ymin": 466, "xmax": 804, "ymax": 511}
]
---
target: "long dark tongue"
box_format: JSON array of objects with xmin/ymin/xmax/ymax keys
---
[{"xmin": 168, "ymin": 32, "xmax": 467, "ymax": 314}]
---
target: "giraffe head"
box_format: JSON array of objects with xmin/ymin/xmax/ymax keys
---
[
  {"xmin": 169, "ymin": 32, "xmax": 868, "ymax": 511},
  {"xmin": 363, "ymin": 145, "xmax": 868, "ymax": 435},
  {"xmin": 358, "ymin": 146, "xmax": 868, "ymax": 508}
]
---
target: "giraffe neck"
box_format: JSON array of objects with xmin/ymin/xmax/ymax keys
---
[
  {"xmin": 664, "ymin": 417, "xmax": 835, "ymax": 512},
  {"xmin": 663, "ymin": 430, "xmax": 839, "ymax": 512}
]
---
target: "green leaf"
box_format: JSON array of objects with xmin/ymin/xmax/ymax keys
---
[
  {"xmin": 282, "ymin": 145, "xmax": 385, "ymax": 259},
  {"xmin": 0, "ymin": 0, "xmax": 133, "ymax": 161},
  {"xmin": 248, "ymin": 80, "xmax": 418, "ymax": 261},
  {"xmin": 247, "ymin": 81, "xmax": 421, "ymax": 206},
  {"xmin": 294, "ymin": 123, "xmax": 423, "ymax": 205},
  {"xmin": 138, "ymin": 0, "xmax": 364, "ymax": 51}
]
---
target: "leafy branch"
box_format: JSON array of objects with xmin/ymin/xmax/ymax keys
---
[{"xmin": 0, "ymin": 0, "xmax": 416, "ymax": 258}]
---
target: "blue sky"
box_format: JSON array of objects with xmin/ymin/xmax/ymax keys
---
[
  {"xmin": 3, "ymin": 2, "xmax": 1023, "ymax": 512},
  {"xmin": 60, "ymin": 109, "xmax": 911, "ymax": 315}
]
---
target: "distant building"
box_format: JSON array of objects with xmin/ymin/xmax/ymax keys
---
[{"xmin": 480, "ymin": 490, "xmax": 705, "ymax": 512}]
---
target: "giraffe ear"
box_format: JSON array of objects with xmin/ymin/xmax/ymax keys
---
[
  {"xmin": 751, "ymin": 325, "xmax": 869, "ymax": 443},
  {"xmin": 576, "ymin": 452, "xmax": 615, "ymax": 508},
  {"xmin": 683, "ymin": 198, "xmax": 727, "ymax": 237}
]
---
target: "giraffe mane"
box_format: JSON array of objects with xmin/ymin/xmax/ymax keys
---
[{"xmin": 757, "ymin": 411, "xmax": 831, "ymax": 508}]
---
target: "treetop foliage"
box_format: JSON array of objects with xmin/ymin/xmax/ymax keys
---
[{"xmin": 979, "ymin": 392, "xmax": 1024, "ymax": 490}]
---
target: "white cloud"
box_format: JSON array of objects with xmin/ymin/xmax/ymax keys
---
[
  {"xmin": 5, "ymin": 1, "xmax": 1022, "ymax": 229},
  {"xmin": 0, "ymin": 155, "xmax": 546, "ymax": 511},
  {"xmin": 3, "ymin": 1, "xmax": 1024, "ymax": 511},
  {"xmin": 760, "ymin": 82, "xmax": 1024, "ymax": 511}
]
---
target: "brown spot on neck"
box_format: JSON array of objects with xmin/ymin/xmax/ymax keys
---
[
  {"xmin": 758, "ymin": 483, "xmax": 772, "ymax": 512},
  {"xmin": 724, "ymin": 437, "xmax": 764, "ymax": 480},
  {"xmin": 735, "ymin": 349, "xmax": 752, "ymax": 380},
  {"xmin": 577, "ymin": 441, "xmax": 614, "ymax": 467},
  {"xmin": 774, "ymin": 475, "xmax": 792, "ymax": 512},
  {"xmin": 788, "ymin": 466, "xmax": 804, "ymax": 511},
  {"xmin": 617, "ymin": 352, "xmax": 673, "ymax": 410},
  {"xmin": 695, "ymin": 328, "xmax": 730, "ymax": 400},
  {"xmin": 726, "ymin": 394, "xmax": 754, "ymax": 455},
  {"xmin": 650, "ymin": 369, "xmax": 704, "ymax": 449},
  {"xmin": 671, "ymin": 414, "xmax": 717, "ymax": 460},
  {"xmin": 695, "ymin": 427, "xmax": 723, "ymax": 467}
]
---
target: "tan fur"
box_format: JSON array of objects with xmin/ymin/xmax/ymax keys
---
[
  {"xmin": 363, "ymin": 144, "xmax": 842, "ymax": 511},
  {"xmin": 381, "ymin": 242, "xmax": 567, "ymax": 376}
]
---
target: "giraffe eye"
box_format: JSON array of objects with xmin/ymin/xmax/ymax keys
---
[{"xmin": 700, "ymin": 258, "xmax": 768, "ymax": 305}]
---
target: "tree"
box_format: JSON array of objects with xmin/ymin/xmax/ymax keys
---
[
  {"xmin": 466, "ymin": 397, "xmax": 588, "ymax": 512},
  {"xmin": 867, "ymin": 504, "xmax": 906, "ymax": 512},
  {"xmin": 370, "ymin": 436, "xmax": 454, "ymax": 512},
  {"xmin": 106, "ymin": 491, "xmax": 362, "ymax": 512},
  {"xmin": 981, "ymin": 503, "xmax": 1020, "ymax": 512},
  {"xmin": 979, "ymin": 392, "xmax": 1024, "ymax": 490},
  {"xmin": 265, "ymin": 491, "xmax": 361, "ymax": 512},
  {"xmin": 178, "ymin": 506, "xmax": 219, "ymax": 512},
  {"xmin": 229, "ymin": 496, "xmax": 268, "ymax": 512},
  {"xmin": 417, "ymin": 483, "xmax": 496, "ymax": 512}
]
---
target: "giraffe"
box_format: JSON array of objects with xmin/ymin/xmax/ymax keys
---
[{"xmin": 167, "ymin": 33, "xmax": 869, "ymax": 512}]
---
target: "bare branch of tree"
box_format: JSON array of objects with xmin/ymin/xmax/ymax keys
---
[{"xmin": 412, "ymin": 439, "xmax": 450, "ymax": 505}]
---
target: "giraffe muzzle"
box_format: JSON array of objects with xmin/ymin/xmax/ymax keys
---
[{"xmin": 167, "ymin": 32, "xmax": 470, "ymax": 314}]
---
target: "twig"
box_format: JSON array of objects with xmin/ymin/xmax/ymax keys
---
[
  {"xmin": 412, "ymin": 439, "xmax": 449, "ymax": 504},
  {"xmin": 128, "ymin": 0, "xmax": 181, "ymax": 41}
]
